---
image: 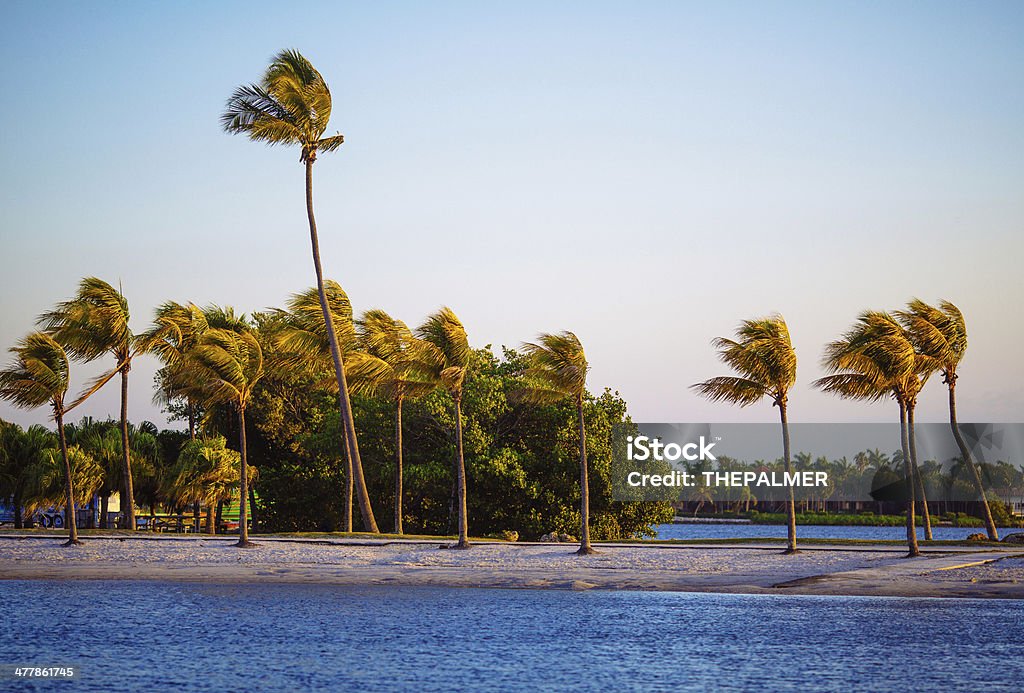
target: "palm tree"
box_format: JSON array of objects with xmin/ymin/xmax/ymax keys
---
[
  {"xmin": 270, "ymin": 282, "xmax": 377, "ymax": 532},
  {"xmin": 0, "ymin": 332, "xmax": 103, "ymax": 545},
  {"xmin": 222, "ymin": 50, "xmax": 378, "ymax": 534},
  {"xmin": 418, "ymin": 308, "xmax": 472, "ymax": 549},
  {"xmin": 144, "ymin": 301, "xmax": 210, "ymax": 440},
  {"xmin": 39, "ymin": 277, "xmax": 144, "ymax": 530},
  {"xmin": 691, "ymin": 315, "xmax": 799, "ymax": 554},
  {"xmin": 898, "ymin": 299, "xmax": 998, "ymax": 540},
  {"xmin": 24, "ymin": 444, "xmax": 104, "ymax": 528},
  {"xmin": 70, "ymin": 419, "xmax": 123, "ymax": 528},
  {"xmin": 815, "ymin": 311, "xmax": 929, "ymax": 557},
  {"xmin": 518, "ymin": 332, "xmax": 596, "ymax": 555},
  {"xmin": 165, "ymin": 437, "xmax": 242, "ymax": 535},
  {"xmin": 186, "ymin": 325, "xmax": 264, "ymax": 547},
  {"xmin": 346, "ymin": 310, "xmax": 435, "ymax": 534},
  {"xmin": 0, "ymin": 422, "xmax": 54, "ymax": 528}
]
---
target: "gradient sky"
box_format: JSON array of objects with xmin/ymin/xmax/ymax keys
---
[{"xmin": 1, "ymin": 1, "xmax": 1022, "ymax": 430}]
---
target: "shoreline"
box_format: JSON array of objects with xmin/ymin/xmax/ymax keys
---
[{"xmin": 1, "ymin": 536, "xmax": 1021, "ymax": 599}]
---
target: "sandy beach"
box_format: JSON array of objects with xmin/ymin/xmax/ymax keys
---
[{"xmin": 1, "ymin": 536, "xmax": 1021, "ymax": 599}]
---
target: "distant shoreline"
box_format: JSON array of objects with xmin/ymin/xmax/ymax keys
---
[{"xmin": 1, "ymin": 536, "xmax": 1021, "ymax": 599}]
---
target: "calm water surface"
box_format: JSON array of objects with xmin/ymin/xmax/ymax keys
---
[
  {"xmin": 0, "ymin": 580, "xmax": 1021, "ymax": 692},
  {"xmin": 650, "ymin": 523, "xmax": 1021, "ymax": 541}
]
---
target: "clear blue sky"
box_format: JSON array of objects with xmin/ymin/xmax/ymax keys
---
[{"xmin": 1, "ymin": 1, "xmax": 1022, "ymax": 429}]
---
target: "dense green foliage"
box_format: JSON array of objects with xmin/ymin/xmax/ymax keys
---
[{"xmin": 244, "ymin": 346, "xmax": 672, "ymax": 538}]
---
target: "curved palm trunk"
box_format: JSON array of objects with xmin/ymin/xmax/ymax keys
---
[
  {"xmin": 453, "ymin": 396, "xmax": 470, "ymax": 549},
  {"xmin": 394, "ymin": 396, "xmax": 404, "ymax": 535},
  {"xmin": 907, "ymin": 403, "xmax": 932, "ymax": 540},
  {"xmin": 948, "ymin": 379, "xmax": 998, "ymax": 540},
  {"xmin": 236, "ymin": 406, "xmax": 254, "ymax": 548},
  {"xmin": 899, "ymin": 400, "xmax": 920, "ymax": 557},
  {"xmin": 304, "ymin": 159, "xmax": 378, "ymax": 533},
  {"xmin": 576, "ymin": 397, "xmax": 595, "ymax": 555},
  {"xmin": 55, "ymin": 409, "xmax": 81, "ymax": 546},
  {"xmin": 779, "ymin": 402, "xmax": 798, "ymax": 554},
  {"xmin": 119, "ymin": 365, "xmax": 136, "ymax": 530}
]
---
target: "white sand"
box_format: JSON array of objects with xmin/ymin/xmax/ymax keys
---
[{"xmin": 0, "ymin": 537, "xmax": 1021, "ymax": 598}]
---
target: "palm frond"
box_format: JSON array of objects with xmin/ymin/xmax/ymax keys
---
[
  {"xmin": 0, "ymin": 332, "xmax": 70, "ymax": 410},
  {"xmin": 690, "ymin": 376, "xmax": 767, "ymax": 406}
]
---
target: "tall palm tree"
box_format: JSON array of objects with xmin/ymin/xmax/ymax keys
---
[
  {"xmin": 347, "ymin": 309, "xmax": 435, "ymax": 534},
  {"xmin": 186, "ymin": 325, "xmax": 264, "ymax": 547},
  {"xmin": 815, "ymin": 311, "xmax": 930, "ymax": 557},
  {"xmin": 271, "ymin": 282, "xmax": 377, "ymax": 532},
  {"xmin": 222, "ymin": 50, "xmax": 378, "ymax": 534},
  {"xmin": 692, "ymin": 315, "xmax": 799, "ymax": 553},
  {"xmin": 418, "ymin": 308, "xmax": 472, "ymax": 549},
  {"xmin": 518, "ymin": 332, "xmax": 596, "ymax": 555},
  {"xmin": 0, "ymin": 332, "xmax": 103, "ymax": 545},
  {"xmin": 898, "ymin": 299, "xmax": 998, "ymax": 540},
  {"xmin": 39, "ymin": 277, "xmax": 144, "ymax": 530}
]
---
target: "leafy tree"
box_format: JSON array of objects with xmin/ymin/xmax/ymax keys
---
[
  {"xmin": 269, "ymin": 281, "xmax": 373, "ymax": 531},
  {"xmin": 692, "ymin": 315, "xmax": 800, "ymax": 553},
  {"xmin": 222, "ymin": 50, "xmax": 378, "ymax": 533}
]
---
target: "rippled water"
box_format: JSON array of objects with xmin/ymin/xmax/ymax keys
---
[
  {"xmin": 0, "ymin": 581, "xmax": 1022, "ymax": 692},
  {"xmin": 650, "ymin": 523, "xmax": 1021, "ymax": 541}
]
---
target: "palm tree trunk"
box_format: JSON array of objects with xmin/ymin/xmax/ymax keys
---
[
  {"xmin": 948, "ymin": 379, "xmax": 998, "ymax": 540},
  {"xmin": 576, "ymin": 397, "xmax": 595, "ymax": 555},
  {"xmin": 899, "ymin": 400, "xmax": 920, "ymax": 557},
  {"xmin": 907, "ymin": 403, "xmax": 932, "ymax": 540},
  {"xmin": 193, "ymin": 501, "xmax": 201, "ymax": 533},
  {"xmin": 779, "ymin": 402, "xmax": 798, "ymax": 554},
  {"xmin": 55, "ymin": 408, "xmax": 81, "ymax": 546},
  {"xmin": 216, "ymin": 501, "xmax": 223, "ymax": 534},
  {"xmin": 206, "ymin": 505, "xmax": 216, "ymax": 535},
  {"xmin": 248, "ymin": 486, "xmax": 258, "ymax": 533},
  {"xmin": 100, "ymin": 494, "xmax": 109, "ymax": 529},
  {"xmin": 343, "ymin": 433, "xmax": 353, "ymax": 532},
  {"xmin": 304, "ymin": 158, "xmax": 378, "ymax": 533},
  {"xmin": 119, "ymin": 365, "xmax": 136, "ymax": 531},
  {"xmin": 394, "ymin": 396, "xmax": 404, "ymax": 535},
  {"xmin": 453, "ymin": 396, "xmax": 470, "ymax": 549},
  {"xmin": 13, "ymin": 488, "xmax": 23, "ymax": 529},
  {"xmin": 236, "ymin": 406, "xmax": 253, "ymax": 547}
]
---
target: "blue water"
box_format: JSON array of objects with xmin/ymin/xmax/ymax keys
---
[
  {"xmin": 0, "ymin": 581, "xmax": 1022, "ymax": 692},
  {"xmin": 650, "ymin": 523, "xmax": 1021, "ymax": 542}
]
